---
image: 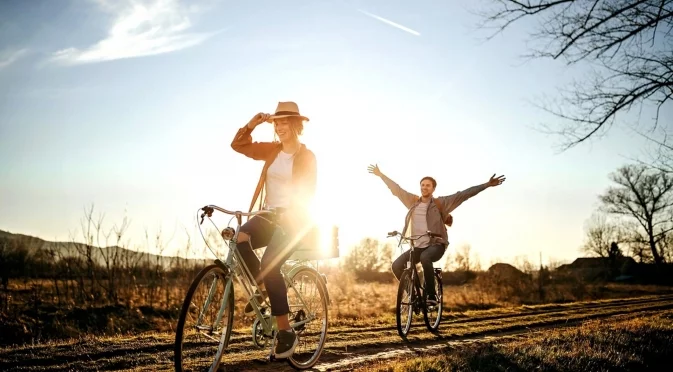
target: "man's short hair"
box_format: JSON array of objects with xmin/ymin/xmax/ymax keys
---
[{"xmin": 420, "ymin": 176, "xmax": 437, "ymax": 188}]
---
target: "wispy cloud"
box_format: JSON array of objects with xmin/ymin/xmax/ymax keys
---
[
  {"xmin": 51, "ymin": 0, "xmax": 219, "ymax": 65},
  {"xmin": 0, "ymin": 48, "xmax": 29, "ymax": 70},
  {"xmin": 357, "ymin": 9, "xmax": 420, "ymax": 36}
]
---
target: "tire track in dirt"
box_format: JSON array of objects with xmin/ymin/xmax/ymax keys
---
[
  {"xmin": 192, "ymin": 297, "xmax": 673, "ymax": 372},
  {"xmin": 323, "ymin": 294, "xmax": 673, "ymax": 336},
  {"xmin": 310, "ymin": 307, "xmax": 672, "ymax": 372},
  {"xmin": 254, "ymin": 300, "xmax": 673, "ymax": 372},
  {"xmin": 1, "ymin": 295, "xmax": 672, "ymax": 371}
]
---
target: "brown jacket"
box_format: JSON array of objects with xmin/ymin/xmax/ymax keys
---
[
  {"xmin": 230, "ymin": 125, "xmax": 317, "ymax": 220},
  {"xmin": 380, "ymin": 174, "xmax": 489, "ymax": 247}
]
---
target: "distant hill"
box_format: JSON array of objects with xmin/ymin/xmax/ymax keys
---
[{"xmin": 0, "ymin": 229, "xmax": 209, "ymax": 269}]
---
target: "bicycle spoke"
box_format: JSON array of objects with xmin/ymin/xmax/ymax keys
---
[
  {"xmin": 286, "ymin": 267, "xmax": 329, "ymax": 369},
  {"xmin": 175, "ymin": 265, "xmax": 234, "ymax": 372}
]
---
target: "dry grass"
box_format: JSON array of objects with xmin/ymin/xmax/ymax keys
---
[
  {"xmin": 2, "ymin": 296, "xmax": 672, "ymax": 371},
  {"xmin": 3, "ymin": 267, "xmax": 673, "ymax": 347},
  {"xmin": 364, "ymin": 310, "xmax": 673, "ymax": 372}
]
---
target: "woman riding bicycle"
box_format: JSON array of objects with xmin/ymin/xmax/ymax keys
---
[{"xmin": 230, "ymin": 101, "xmax": 317, "ymax": 359}]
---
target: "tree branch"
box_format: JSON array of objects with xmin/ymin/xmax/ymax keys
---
[{"xmin": 476, "ymin": 0, "xmax": 673, "ymax": 150}]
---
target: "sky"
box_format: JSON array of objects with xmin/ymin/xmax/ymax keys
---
[{"xmin": 1, "ymin": 0, "xmax": 671, "ymax": 268}]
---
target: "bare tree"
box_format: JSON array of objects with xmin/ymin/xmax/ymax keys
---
[
  {"xmin": 110, "ymin": 216, "xmax": 131, "ymax": 303},
  {"xmin": 0, "ymin": 237, "xmax": 22, "ymax": 310},
  {"xmin": 476, "ymin": 0, "xmax": 673, "ymax": 150},
  {"xmin": 454, "ymin": 244, "xmax": 475, "ymax": 272},
  {"xmin": 344, "ymin": 238, "xmax": 384, "ymax": 274},
  {"xmin": 637, "ymin": 130, "xmax": 673, "ymax": 178},
  {"xmin": 375, "ymin": 242, "xmax": 394, "ymax": 272},
  {"xmin": 659, "ymin": 232, "xmax": 673, "ymax": 262},
  {"xmin": 44, "ymin": 243, "xmax": 62, "ymax": 306},
  {"xmin": 70, "ymin": 204, "xmax": 109, "ymax": 306},
  {"xmin": 580, "ymin": 212, "xmax": 623, "ymax": 257},
  {"xmin": 620, "ymin": 219, "xmax": 655, "ymax": 262},
  {"xmin": 443, "ymin": 252, "xmax": 454, "ymax": 272},
  {"xmin": 599, "ymin": 164, "xmax": 673, "ymax": 265},
  {"xmin": 90, "ymin": 211, "xmax": 130, "ymax": 305}
]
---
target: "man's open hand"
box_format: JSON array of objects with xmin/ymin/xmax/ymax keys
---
[
  {"xmin": 367, "ymin": 164, "xmax": 382, "ymax": 177},
  {"xmin": 487, "ymin": 174, "xmax": 506, "ymax": 187}
]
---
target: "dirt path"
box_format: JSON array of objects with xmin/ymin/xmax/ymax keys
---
[{"xmin": 2, "ymin": 295, "xmax": 673, "ymax": 372}]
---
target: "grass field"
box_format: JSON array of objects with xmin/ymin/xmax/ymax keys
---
[
  {"xmin": 3, "ymin": 261, "xmax": 673, "ymax": 371},
  {"xmin": 362, "ymin": 310, "xmax": 673, "ymax": 372},
  {"xmin": 2, "ymin": 267, "xmax": 673, "ymax": 347},
  {"xmin": 2, "ymin": 294, "xmax": 673, "ymax": 371}
]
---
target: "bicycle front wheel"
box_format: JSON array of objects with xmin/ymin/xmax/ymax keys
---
[
  {"xmin": 286, "ymin": 267, "xmax": 329, "ymax": 370},
  {"xmin": 396, "ymin": 270, "xmax": 414, "ymax": 340},
  {"xmin": 174, "ymin": 263, "xmax": 234, "ymax": 372},
  {"xmin": 423, "ymin": 270, "xmax": 443, "ymax": 332}
]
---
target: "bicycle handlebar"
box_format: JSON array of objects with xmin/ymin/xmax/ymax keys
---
[
  {"xmin": 199, "ymin": 205, "xmax": 277, "ymax": 225},
  {"xmin": 387, "ymin": 230, "xmax": 441, "ymax": 241}
]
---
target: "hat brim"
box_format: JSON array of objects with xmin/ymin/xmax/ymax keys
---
[{"xmin": 269, "ymin": 114, "xmax": 310, "ymax": 122}]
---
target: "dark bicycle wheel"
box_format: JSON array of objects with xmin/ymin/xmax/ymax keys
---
[
  {"xmin": 423, "ymin": 269, "xmax": 443, "ymax": 332},
  {"xmin": 395, "ymin": 270, "xmax": 414, "ymax": 340},
  {"xmin": 174, "ymin": 263, "xmax": 234, "ymax": 372}
]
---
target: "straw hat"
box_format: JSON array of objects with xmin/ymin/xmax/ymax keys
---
[{"xmin": 268, "ymin": 101, "xmax": 309, "ymax": 122}]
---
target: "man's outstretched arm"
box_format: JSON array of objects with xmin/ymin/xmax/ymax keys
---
[
  {"xmin": 368, "ymin": 164, "xmax": 418, "ymax": 209},
  {"xmin": 438, "ymin": 174, "xmax": 506, "ymax": 214}
]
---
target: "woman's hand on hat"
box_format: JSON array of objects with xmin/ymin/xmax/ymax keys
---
[{"xmin": 247, "ymin": 112, "xmax": 272, "ymax": 129}]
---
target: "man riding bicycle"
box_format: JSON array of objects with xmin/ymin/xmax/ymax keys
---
[{"xmin": 368, "ymin": 164, "xmax": 505, "ymax": 306}]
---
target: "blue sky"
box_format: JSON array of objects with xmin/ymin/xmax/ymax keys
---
[{"xmin": 1, "ymin": 0, "xmax": 669, "ymax": 267}]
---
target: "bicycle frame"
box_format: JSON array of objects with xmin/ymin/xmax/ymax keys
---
[
  {"xmin": 198, "ymin": 205, "xmax": 320, "ymax": 344},
  {"xmin": 406, "ymin": 250, "xmax": 425, "ymax": 308},
  {"xmin": 387, "ymin": 229, "xmax": 444, "ymax": 339},
  {"xmin": 388, "ymin": 230, "xmax": 438, "ymax": 310}
]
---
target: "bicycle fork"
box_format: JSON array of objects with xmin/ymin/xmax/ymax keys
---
[{"xmin": 195, "ymin": 270, "xmax": 231, "ymax": 338}]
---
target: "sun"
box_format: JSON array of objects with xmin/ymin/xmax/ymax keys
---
[{"xmin": 307, "ymin": 198, "xmax": 341, "ymax": 259}]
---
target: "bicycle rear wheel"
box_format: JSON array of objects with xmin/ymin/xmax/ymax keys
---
[
  {"xmin": 174, "ymin": 264, "xmax": 234, "ymax": 372},
  {"xmin": 286, "ymin": 266, "xmax": 329, "ymax": 370},
  {"xmin": 423, "ymin": 270, "xmax": 443, "ymax": 332},
  {"xmin": 396, "ymin": 270, "xmax": 414, "ymax": 340}
]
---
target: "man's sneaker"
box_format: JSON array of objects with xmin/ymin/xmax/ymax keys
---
[
  {"xmin": 274, "ymin": 329, "xmax": 298, "ymax": 359},
  {"xmin": 244, "ymin": 289, "xmax": 268, "ymax": 316},
  {"xmin": 426, "ymin": 294, "xmax": 438, "ymax": 307}
]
